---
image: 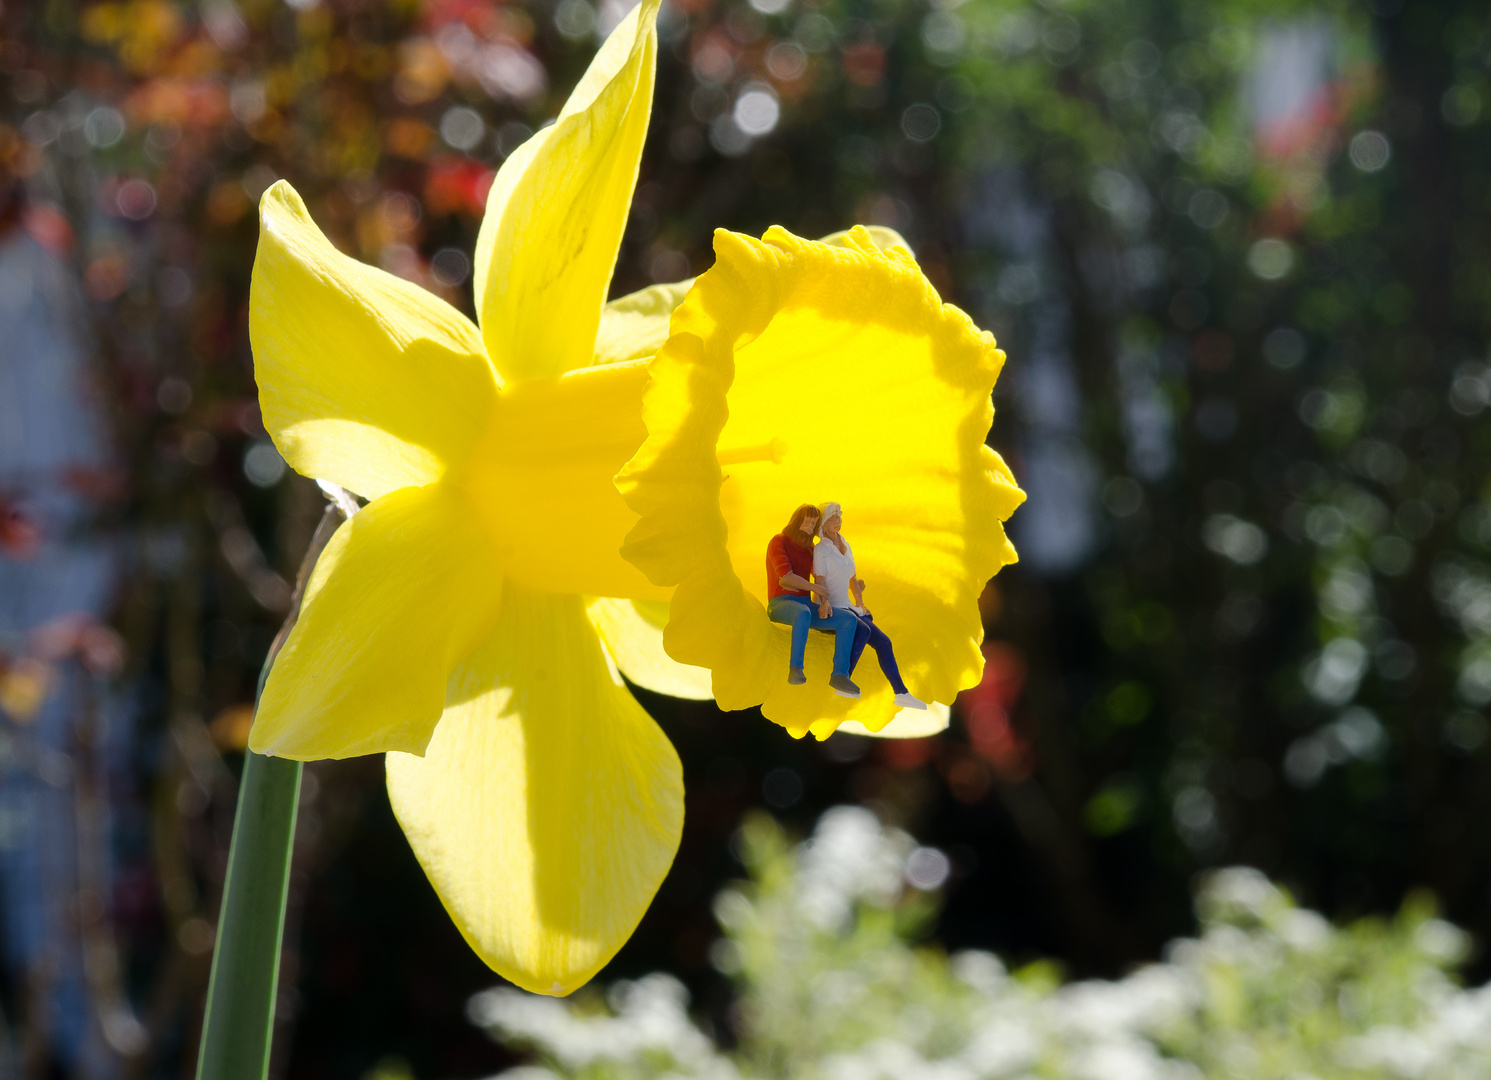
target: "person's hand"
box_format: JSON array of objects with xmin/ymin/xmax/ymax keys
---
[
  {"xmin": 809, "ymin": 582, "xmax": 828, "ymax": 600},
  {"xmin": 818, "ymin": 601, "xmax": 831, "ymax": 619}
]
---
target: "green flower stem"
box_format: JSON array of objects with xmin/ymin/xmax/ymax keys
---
[
  {"xmin": 195, "ymin": 751, "xmax": 302, "ymax": 1080},
  {"xmin": 196, "ymin": 501, "xmax": 347, "ymax": 1080}
]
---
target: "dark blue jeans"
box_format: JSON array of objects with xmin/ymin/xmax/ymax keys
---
[
  {"xmin": 847, "ymin": 611, "xmax": 909, "ymax": 695},
  {"xmin": 767, "ymin": 595, "xmax": 861, "ymax": 676}
]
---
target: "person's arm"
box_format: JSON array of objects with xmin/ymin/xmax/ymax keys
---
[
  {"xmin": 771, "ymin": 538, "xmax": 827, "ymax": 599},
  {"xmin": 844, "ymin": 546, "xmax": 866, "ymax": 611},
  {"xmin": 780, "ymin": 571, "xmax": 826, "ymax": 599}
]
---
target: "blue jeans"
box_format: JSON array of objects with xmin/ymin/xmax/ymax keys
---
[
  {"xmin": 767, "ymin": 595, "xmax": 861, "ymax": 676},
  {"xmin": 847, "ymin": 611, "xmax": 909, "ymax": 695}
]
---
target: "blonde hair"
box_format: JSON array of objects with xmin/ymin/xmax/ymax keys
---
[{"xmin": 816, "ymin": 501, "xmax": 842, "ymax": 537}]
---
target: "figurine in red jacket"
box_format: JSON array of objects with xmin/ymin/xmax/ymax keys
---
[{"xmin": 765, "ymin": 503, "xmax": 864, "ymax": 698}]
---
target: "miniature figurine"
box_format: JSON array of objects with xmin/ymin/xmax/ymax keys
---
[
  {"xmin": 765, "ymin": 503, "xmax": 864, "ymax": 698},
  {"xmin": 813, "ymin": 502, "xmax": 928, "ymax": 710}
]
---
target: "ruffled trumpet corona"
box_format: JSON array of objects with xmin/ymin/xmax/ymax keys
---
[
  {"xmin": 242, "ymin": 0, "xmax": 1021, "ymax": 999},
  {"xmin": 618, "ymin": 226, "xmax": 1024, "ymax": 740}
]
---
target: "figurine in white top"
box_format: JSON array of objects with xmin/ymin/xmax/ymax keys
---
[{"xmin": 812, "ymin": 502, "xmax": 927, "ymax": 710}]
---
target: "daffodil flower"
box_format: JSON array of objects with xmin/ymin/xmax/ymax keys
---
[
  {"xmin": 243, "ymin": 0, "xmax": 1021, "ymax": 1000},
  {"xmin": 617, "ymin": 226, "xmax": 1026, "ymax": 741}
]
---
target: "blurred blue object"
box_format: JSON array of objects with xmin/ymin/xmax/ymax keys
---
[
  {"xmin": 0, "ymin": 223, "xmax": 136, "ymax": 1077},
  {"xmin": 969, "ymin": 168, "xmax": 1099, "ymax": 577}
]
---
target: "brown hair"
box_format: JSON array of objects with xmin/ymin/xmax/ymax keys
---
[{"xmin": 782, "ymin": 503, "xmax": 820, "ymax": 542}]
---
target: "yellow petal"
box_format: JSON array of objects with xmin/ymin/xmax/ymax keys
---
[
  {"xmin": 594, "ymin": 279, "xmax": 695, "ymax": 366},
  {"xmin": 249, "ymin": 483, "xmax": 504, "ymax": 760},
  {"xmin": 619, "ymin": 225, "xmax": 1024, "ymax": 739},
  {"xmin": 818, "ymin": 224, "xmax": 915, "ymax": 257},
  {"xmin": 386, "ymin": 585, "xmax": 683, "ymax": 995},
  {"xmin": 473, "ymin": 0, "xmax": 659, "ymax": 382},
  {"xmin": 587, "ymin": 597, "xmax": 713, "ymax": 700},
  {"xmin": 251, "ymin": 181, "xmax": 498, "ymax": 500},
  {"xmin": 462, "ymin": 358, "xmax": 669, "ymax": 601},
  {"xmin": 839, "ymin": 702, "xmax": 950, "ymax": 739}
]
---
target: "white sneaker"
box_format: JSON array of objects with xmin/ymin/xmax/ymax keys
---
[{"xmin": 893, "ymin": 693, "xmax": 928, "ymax": 710}]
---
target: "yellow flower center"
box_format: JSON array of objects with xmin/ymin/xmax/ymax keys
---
[{"xmin": 460, "ymin": 359, "xmax": 669, "ymax": 602}]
